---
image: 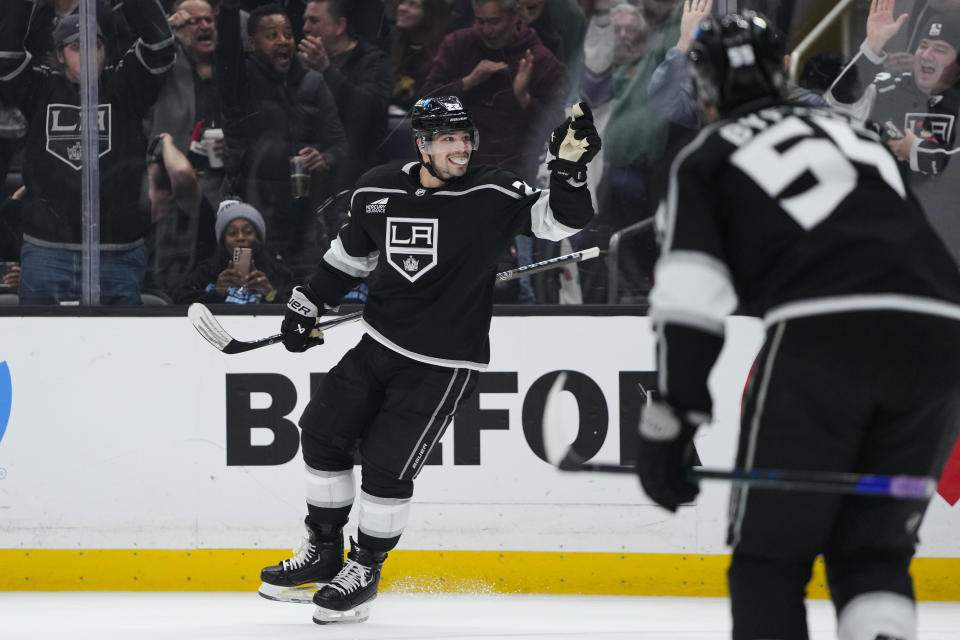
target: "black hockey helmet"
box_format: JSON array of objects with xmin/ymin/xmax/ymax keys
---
[
  {"xmin": 410, "ymin": 96, "xmax": 479, "ymax": 154},
  {"xmin": 688, "ymin": 10, "xmax": 785, "ymax": 116}
]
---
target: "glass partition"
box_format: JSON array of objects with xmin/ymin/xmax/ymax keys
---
[{"xmin": 0, "ymin": 0, "xmax": 952, "ymax": 310}]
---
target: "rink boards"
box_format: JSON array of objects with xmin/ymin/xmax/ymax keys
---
[{"xmin": 0, "ymin": 313, "xmax": 958, "ymax": 598}]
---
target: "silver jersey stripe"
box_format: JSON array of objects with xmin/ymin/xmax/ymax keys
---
[
  {"xmin": 433, "ymin": 184, "xmax": 523, "ymax": 199},
  {"xmin": 305, "ymin": 466, "xmax": 355, "ymax": 509},
  {"xmin": 649, "ymin": 250, "xmax": 738, "ymax": 334},
  {"xmin": 729, "ymin": 321, "xmax": 786, "ymax": 549},
  {"xmin": 323, "ymin": 237, "xmax": 379, "ymax": 278},
  {"xmin": 412, "ymin": 370, "xmax": 474, "ymax": 480},
  {"xmin": 0, "ymin": 51, "xmax": 31, "ymax": 82},
  {"xmin": 529, "ymin": 189, "xmax": 580, "ymax": 241},
  {"xmin": 357, "ymin": 491, "xmax": 411, "ymax": 539},
  {"xmin": 764, "ymin": 294, "xmax": 960, "ymax": 327},
  {"xmin": 349, "ymin": 187, "xmax": 408, "ymax": 210},
  {"xmin": 362, "ymin": 320, "xmax": 488, "ymax": 370},
  {"xmin": 399, "ymin": 368, "xmax": 466, "ymax": 479},
  {"xmin": 134, "ymin": 38, "xmax": 175, "ymax": 74}
]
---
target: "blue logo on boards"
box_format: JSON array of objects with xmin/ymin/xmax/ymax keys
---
[{"xmin": 0, "ymin": 361, "xmax": 10, "ymax": 446}]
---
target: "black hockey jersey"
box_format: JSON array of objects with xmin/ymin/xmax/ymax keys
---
[
  {"xmin": 651, "ymin": 101, "xmax": 960, "ymax": 414},
  {"xmin": 307, "ymin": 162, "xmax": 594, "ymax": 369}
]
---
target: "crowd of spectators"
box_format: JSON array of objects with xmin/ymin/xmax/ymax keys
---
[{"xmin": 1, "ymin": 0, "xmax": 959, "ymax": 306}]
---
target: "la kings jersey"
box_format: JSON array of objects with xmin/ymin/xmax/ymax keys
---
[
  {"xmin": 651, "ymin": 101, "xmax": 960, "ymax": 413},
  {"xmin": 307, "ymin": 161, "xmax": 594, "ymax": 369}
]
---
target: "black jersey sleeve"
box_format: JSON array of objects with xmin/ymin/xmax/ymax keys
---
[
  {"xmin": 114, "ymin": 0, "xmax": 175, "ymax": 116},
  {"xmin": 508, "ymin": 172, "xmax": 594, "ymax": 240},
  {"xmin": 307, "ymin": 188, "xmax": 380, "ymax": 305},
  {"xmin": 649, "ymin": 128, "xmax": 739, "ymax": 414}
]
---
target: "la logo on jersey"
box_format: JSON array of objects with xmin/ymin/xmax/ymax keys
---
[
  {"xmin": 905, "ymin": 112, "xmax": 954, "ymax": 142},
  {"xmin": 45, "ymin": 103, "xmax": 112, "ymax": 170},
  {"xmin": 386, "ymin": 217, "xmax": 437, "ymax": 282}
]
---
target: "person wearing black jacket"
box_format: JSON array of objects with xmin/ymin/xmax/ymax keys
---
[
  {"xmin": 300, "ymin": 0, "xmax": 395, "ymax": 195},
  {"xmin": 174, "ymin": 199, "xmax": 292, "ymax": 304},
  {"xmin": 216, "ymin": 0, "xmax": 348, "ymax": 273},
  {"xmin": 0, "ymin": 0, "xmax": 175, "ymax": 305},
  {"xmin": 255, "ymin": 96, "xmax": 600, "ymax": 625}
]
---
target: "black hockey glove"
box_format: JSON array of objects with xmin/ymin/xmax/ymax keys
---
[
  {"xmin": 636, "ymin": 399, "xmax": 701, "ymax": 512},
  {"xmin": 547, "ymin": 101, "xmax": 602, "ymax": 185},
  {"xmin": 281, "ymin": 286, "xmax": 325, "ymax": 353}
]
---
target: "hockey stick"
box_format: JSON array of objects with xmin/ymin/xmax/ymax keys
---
[
  {"xmin": 496, "ymin": 246, "xmax": 599, "ymax": 282},
  {"xmin": 188, "ymin": 248, "xmax": 600, "ymax": 354},
  {"xmin": 188, "ymin": 303, "xmax": 363, "ymax": 354},
  {"xmin": 542, "ymin": 373, "xmax": 937, "ymax": 500}
]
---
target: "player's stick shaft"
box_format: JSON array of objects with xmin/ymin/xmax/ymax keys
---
[
  {"xmin": 496, "ymin": 247, "xmax": 600, "ymax": 281},
  {"xmin": 558, "ymin": 459, "xmax": 936, "ymax": 499},
  {"xmin": 543, "ymin": 373, "xmax": 936, "ymax": 500}
]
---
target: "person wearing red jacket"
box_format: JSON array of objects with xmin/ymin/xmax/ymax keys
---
[{"xmin": 421, "ymin": 0, "xmax": 567, "ymax": 185}]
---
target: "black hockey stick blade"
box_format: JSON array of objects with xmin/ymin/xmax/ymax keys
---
[
  {"xmin": 188, "ymin": 303, "xmax": 362, "ymax": 354},
  {"xmin": 496, "ymin": 247, "xmax": 599, "ymax": 282},
  {"xmin": 541, "ymin": 372, "xmax": 937, "ymax": 499}
]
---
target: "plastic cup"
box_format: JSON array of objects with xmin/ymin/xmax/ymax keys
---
[
  {"xmin": 202, "ymin": 128, "xmax": 224, "ymax": 169},
  {"xmin": 290, "ymin": 155, "xmax": 309, "ymax": 199}
]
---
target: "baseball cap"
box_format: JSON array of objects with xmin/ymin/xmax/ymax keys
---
[{"xmin": 53, "ymin": 14, "xmax": 103, "ymax": 48}]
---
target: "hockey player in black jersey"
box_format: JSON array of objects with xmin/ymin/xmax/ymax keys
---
[
  {"xmin": 257, "ymin": 95, "xmax": 600, "ymax": 624},
  {"xmin": 635, "ymin": 11, "xmax": 960, "ymax": 640}
]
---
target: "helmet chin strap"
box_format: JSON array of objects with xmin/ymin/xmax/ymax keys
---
[{"xmin": 422, "ymin": 155, "xmax": 445, "ymax": 181}]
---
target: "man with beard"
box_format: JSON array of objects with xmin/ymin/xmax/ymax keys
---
[{"xmin": 216, "ymin": 1, "xmax": 348, "ymax": 275}]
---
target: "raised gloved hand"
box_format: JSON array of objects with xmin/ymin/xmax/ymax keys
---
[
  {"xmin": 547, "ymin": 101, "xmax": 602, "ymax": 185},
  {"xmin": 636, "ymin": 399, "xmax": 701, "ymax": 512},
  {"xmin": 281, "ymin": 286, "xmax": 325, "ymax": 352}
]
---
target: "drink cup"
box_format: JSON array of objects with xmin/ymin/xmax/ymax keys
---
[
  {"xmin": 202, "ymin": 128, "xmax": 224, "ymax": 169},
  {"xmin": 290, "ymin": 155, "xmax": 310, "ymax": 199}
]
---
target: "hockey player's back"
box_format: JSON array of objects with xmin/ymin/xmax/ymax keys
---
[{"xmin": 662, "ymin": 101, "xmax": 960, "ymax": 322}]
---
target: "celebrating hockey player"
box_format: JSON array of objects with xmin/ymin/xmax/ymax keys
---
[
  {"xmin": 635, "ymin": 11, "xmax": 960, "ymax": 640},
  {"xmin": 259, "ymin": 95, "xmax": 600, "ymax": 624}
]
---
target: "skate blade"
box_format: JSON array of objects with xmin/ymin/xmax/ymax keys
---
[
  {"xmin": 312, "ymin": 601, "xmax": 372, "ymax": 625},
  {"xmin": 258, "ymin": 581, "xmax": 320, "ymax": 604}
]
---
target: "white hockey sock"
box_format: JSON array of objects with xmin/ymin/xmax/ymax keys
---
[
  {"xmin": 305, "ymin": 465, "xmax": 355, "ymax": 510},
  {"xmin": 837, "ymin": 591, "xmax": 916, "ymax": 640},
  {"xmin": 357, "ymin": 490, "xmax": 411, "ymax": 543}
]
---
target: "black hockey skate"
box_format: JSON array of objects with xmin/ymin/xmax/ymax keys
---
[
  {"xmin": 258, "ymin": 517, "xmax": 343, "ymax": 603},
  {"xmin": 312, "ymin": 538, "xmax": 388, "ymax": 624}
]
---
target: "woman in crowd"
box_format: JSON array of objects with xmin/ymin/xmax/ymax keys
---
[{"xmin": 175, "ymin": 199, "xmax": 293, "ymax": 304}]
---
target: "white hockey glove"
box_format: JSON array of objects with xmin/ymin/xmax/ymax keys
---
[
  {"xmin": 281, "ymin": 286, "xmax": 325, "ymax": 352},
  {"xmin": 547, "ymin": 101, "xmax": 602, "ymax": 185}
]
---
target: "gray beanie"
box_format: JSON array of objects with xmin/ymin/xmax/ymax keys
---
[{"xmin": 215, "ymin": 200, "xmax": 267, "ymax": 243}]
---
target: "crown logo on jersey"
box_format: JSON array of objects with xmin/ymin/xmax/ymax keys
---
[
  {"xmin": 403, "ymin": 256, "xmax": 420, "ymax": 272},
  {"xmin": 67, "ymin": 142, "xmax": 82, "ymax": 162}
]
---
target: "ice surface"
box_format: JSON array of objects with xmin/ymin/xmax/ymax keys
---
[{"xmin": 2, "ymin": 592, "xmax": 959, "ymax": 639}]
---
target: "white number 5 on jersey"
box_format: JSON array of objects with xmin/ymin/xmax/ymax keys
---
[{"xmin": 731, "ymin": 115, "xmax": 905, "ymax": 230}]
